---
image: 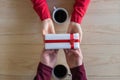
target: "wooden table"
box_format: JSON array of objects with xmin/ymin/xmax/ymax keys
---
[{"xmin": 0, "ymin": 0, "xmax": 120, "ymax": 80}]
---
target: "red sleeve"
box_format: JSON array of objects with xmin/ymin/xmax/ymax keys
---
[
  {"xmin": 35, "ymin": 62, "xmax": 52, "ymax": 80},
  {"xmin": 70, "ymin": 64, "xmax": 87, "ymax": 80},
  {"xmin": 31, "ymin": 0, "xmax": 51, "ymax": 21},
  {"xmin": 71, "ymin": 0, "xmax": 90, "ymax": 24}
]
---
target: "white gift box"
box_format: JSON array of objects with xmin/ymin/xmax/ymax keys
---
[{"xmin": 44, "ymin": 33, "xmax": 80, "ymax": 49}]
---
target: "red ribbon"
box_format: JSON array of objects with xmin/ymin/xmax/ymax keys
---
[
  {"xmin": 45, "ymin": 34, "xmax": 80, "ymax": 49},
  {"xmin": 70, "ymin": 33, "xmax": 74, "ymax": 49}
]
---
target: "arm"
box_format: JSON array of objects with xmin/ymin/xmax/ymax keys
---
[
  {"xmin": 35, "ymin": 62, "xmax": 52, "ymax": 80},
  {"xmin": 31, "ymin": 0, "xmax": 51, "ymax": 21},
  {"xmin": 64, "ymin": 48, "xmax": 87, "ymax": 80},
  {"xmin": 70, "ymin": 64, "xmax": 87, "ymax": 80},
  {"xmin": 71, "ymin": 0, "xmax": 90, "ymax": 23},
  {"xmin": 34, "ymin": 49, "xmax": 58, "ymax": 80},
  {"xmin": 31, "ymin": 0, "xmax": 55, "ymax": 36}
]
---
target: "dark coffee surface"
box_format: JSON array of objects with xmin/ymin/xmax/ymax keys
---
[
  {"xmin": 54, "ymin": 10, "xmax": 67, "ymax": 23},
  {"xmin": 54, "ymin": 65, "xmax": 67, "ymax": 78}
]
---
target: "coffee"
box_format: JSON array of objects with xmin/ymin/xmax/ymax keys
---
[
  {"xmin": 54, "ymin": 10, "xmax": 67, "ymax": 23},
  {"xmin": 53, "ymin": 65, "xmax": 67, "ymax": 79},
  {"xmin": 52, "ymin": 7, "xmax": 68, "ymax": 24}
]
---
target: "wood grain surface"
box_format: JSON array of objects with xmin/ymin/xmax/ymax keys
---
[{"xmin": 0, "ymin": 0, "xmax": 120, "ymax": 80}]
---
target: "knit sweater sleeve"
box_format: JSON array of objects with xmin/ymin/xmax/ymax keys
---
[
  {"xmin": 71, "ymin": 0, "xmax": 90, "ymax": 24},
  {"xmin": 35, "ymin": 62, "xmax": 52, "ymax": 80},
  {"xmin": 70, "ymin": 64, "xmax": 87, "ymax": 80},
  {"xmin": 31, "ymin": 0, "xmax": 51, "ymax": 21}
]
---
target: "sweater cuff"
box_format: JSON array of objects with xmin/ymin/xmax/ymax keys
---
[
  {"xmin": 32, "ymin": 0, "xmax": 51, "ymax": 21},
  {"xmin": 38, "ymin": 62, "xmax": 52, "ymax": 72},
  {"xmin": 70, "ymin": 64, "xmax": 87, "ymax": 80},
  {"xmin": 71, "ymin": 13, "xmax": 83, "ymax": 24},
  {"xmin": 36, "ymin": 62, "xmax": 52, "ymax": 80},
  {"xmin": 71, "ymin": 0, "xmax": 90, "ymax": 24}
]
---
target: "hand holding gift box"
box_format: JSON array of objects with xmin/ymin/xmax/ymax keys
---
[{"xmin": 44, "ymin": 33, "xmax": 80, "ymax": 49}]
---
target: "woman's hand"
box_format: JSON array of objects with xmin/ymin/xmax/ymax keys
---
[
  {"xmin": 67, "ymin": 22, "xmax": 83, "ymax": 41},
  {"xmin": 42, "ymin": 18, "xmax": 55, "ymax": 36}
]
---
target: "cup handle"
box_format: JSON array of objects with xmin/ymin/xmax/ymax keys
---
[{"xmin": 53, "ymin": 6, "xmax": 57, "ymax": 10}]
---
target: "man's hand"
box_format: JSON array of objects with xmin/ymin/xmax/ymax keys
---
[
  {"xmin": 40, "ymin": 49, "xmax": 58, "ymax": 68},
  {"xmin": 64, "ymin": 48, "xmax": 83, "ymax": 68}
]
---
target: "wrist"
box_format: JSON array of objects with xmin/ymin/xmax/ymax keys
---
[
  {"xmin": 42, "ymin": 18, "xmax": 52, "ymax": 23},
  {"xmin": 70, "ymin": 21, "xmax": 81, "ymax": 27},
  {"xmin": 40, "ymin": 59, "xmax": 55, "ymax": 68},
  {"xmin": 69, "ymin": 60, "xmax": 83, "ymax": 68}
]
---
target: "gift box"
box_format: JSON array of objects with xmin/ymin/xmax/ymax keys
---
[{"xmin": 44, "ymin": 33, "xmax": 80, "ymax": 49}]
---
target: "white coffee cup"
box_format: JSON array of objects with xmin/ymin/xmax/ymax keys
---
[
  {"xmin": 52, "ymin": 64, "xmax": 68, "ymax": 80},
  {"xmin": 52, "ymin": 7, "xmax": 68, "ymax": 24}
]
